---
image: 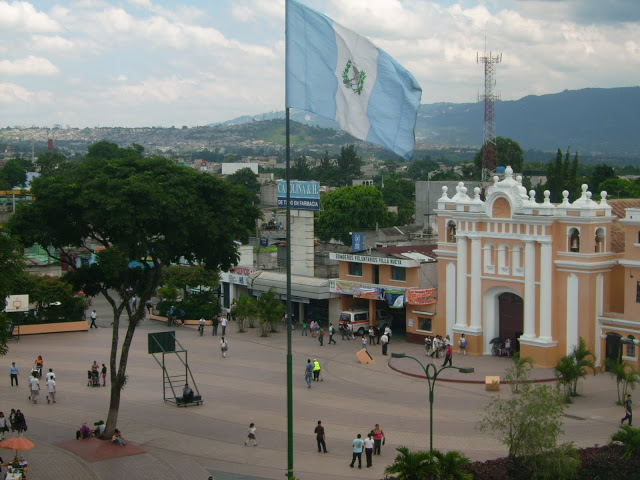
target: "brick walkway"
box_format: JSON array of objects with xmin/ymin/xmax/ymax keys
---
[{"xmin": 0, "ymin": 296, "xmax": 625, "ymax": 480}]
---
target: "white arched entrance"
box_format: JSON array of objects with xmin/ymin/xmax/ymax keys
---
[{"xmin": 482, "ymin": 286, "xmax": 523, "ymax": 355}]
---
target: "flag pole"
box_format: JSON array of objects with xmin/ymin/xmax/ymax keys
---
[{"xmin": 285, "ymin": 2, "xmax": 294, "ymax": 479}]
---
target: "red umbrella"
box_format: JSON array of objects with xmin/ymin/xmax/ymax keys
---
[{"xmin": 0, "ymin": 437, "xmax": 35, "ymax": 463}]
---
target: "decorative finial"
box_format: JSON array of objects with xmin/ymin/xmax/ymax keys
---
[
  {"xmin": 543, "ymin": 190, "xmax": 551, "ymax": 204},
  {"xmin": 600, "ymin": 191, "xmax": 608, "ymax": 205},
  {"xmin": 440, "ymin": 186, "xmax": 449, "ymax": 200},
  {"xmin": 529, "ymin": 190, "xmax": 536, "ymax": 202},
  {"xmin": 517, "ymin": 175, "xmax": 523, "ymax": 185},
  {"xmin": 561, "ymin": 190, "xmax": 570, "ymax": 206},
  {"xmin": 493, "ymin": 175, "xmax": 499, "ymax": 185}
]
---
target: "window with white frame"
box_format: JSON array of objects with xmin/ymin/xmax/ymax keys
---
[
  {"xmin": 498, "ymin": 244, "xmax": 510, "ymax": 274},
  {"xmin": 512, "ymin": 245, "xmax": 524, "ymax": 276},
  {"xmin": 627, "ymin": 336, "xmax": 636, "ymax": 358},
  {"xmin": 484, "ymin": 243, "xmax": 495, "ymax": 274}
]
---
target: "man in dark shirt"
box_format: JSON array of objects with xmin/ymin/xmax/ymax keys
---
[{"xmin": 314, "ymin": 420, "xmax": 328, "ymax": 453}]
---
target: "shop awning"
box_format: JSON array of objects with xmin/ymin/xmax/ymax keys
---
[{"xmin": 247, "ymin": 271, "xmax": 338, "ymax": 300}]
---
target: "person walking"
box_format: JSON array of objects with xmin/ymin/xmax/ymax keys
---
[
  {"xmin": 384, "ymin": 326, "xmax": 392, "ymax": 344},
  {"xmin": 212, "ymin": 314, "xmax": 219, "ymax": 336},
  {"xmin": 361, "ymin": 335, "xmax": 368, "ymax": 350},
  {"xmin": 101, "ymin": 364, "xmax": 107, "ymax": 386},
  {"xmin": 318, "ymin": 327, "xmax": 325, "ymax": 346},
  {"xmin": 381, "ymin": 332, "xmax": 389, "ymax": 356},
  {"xmin": 364, "ymin": 432, "xmax": 375, "ymax": 467},
  {"xmin": 46, "ymin": 368, "xmax": 55, "ymax": 382},
  {"xmin": 221, "ymin": 314, "xmax": 228, "ymax": 335},
  {"xmin": 621, "ymin": 393, "xmax": 633, "ymax": 426},
  {"xmin": 339, "ymin": 324, "xmax": 348, "ymax": 340},
  {"xmin": 457, "ymin": 334, "xmax": 467, "ymax": 355},
  {"xmin": 372, "ymin": 424, "xmax": 385, "ymax": 455},
  {"xmin": 305, "ymin": 359, "xmax": 313, "ymax": 388},
  {"xmin": 14, "ymin": 410, "xmax": 26, "ymax": 436},
  {"xmin": 442, "ymin": 343, "xmax": 453, "ymax": 367},
  {"xmin": 89, "ymin": 310, "xmax": 98, "ymax": 328},
  {"xmin": 350, "ymin": 433, "xmax": 364, "ymax": 469},
  {"xmin": 29, "ymin": 371, "xmax": 40, "ymax": 404},
  {"xmin": 244, "ymin": 423, "xmax": 258, "ymax": 446},
  {"xmin": 9, "ymin": 362, "xmax": 19, "ymax": 386},
  {"xmin": 312, "ymin": 359, "xmax": 321, "ymax": 381},
  {"xmin": 314, "ymin": 420, "xmax": 328, "ymax": 453},
  {"xmin": 198, "ymin": 317, "xmax": 206, "ymax": 336},
  {"xmin": 220, "ymin": 337, "xmax": 228, "ymax": 358},
  {"xmin": 348, "ymin": 323, "xmax": 355, "ymax": 340},
  {"xmin": 328, "ymin": 324, "xmax": 337, "ymax": 344},
  {"xmin": 301, "ymin": 320, "xmax": 308, "ymax": 336},
  {"xmin": 46, "ymin": 375, "xmax": 56, "ymax": 403}
]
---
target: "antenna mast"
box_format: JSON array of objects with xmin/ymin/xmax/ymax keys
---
[{"xmin": 477, "ymin": 47, "xmax": 502, "ymax": 183}]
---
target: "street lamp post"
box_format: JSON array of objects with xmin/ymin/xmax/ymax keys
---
[{"xmin": 391, "ymin": 352, "xmax": 474, "ymax": 452}]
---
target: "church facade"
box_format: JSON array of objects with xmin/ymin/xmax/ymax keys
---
[{"xmin": 406, "ymin": 166, "xmax": 640, "ymax": 368}]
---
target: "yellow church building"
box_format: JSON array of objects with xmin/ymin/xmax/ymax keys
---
[{"xmin": 405, "ymin": 166, "xmax": 640, "ymax": 368}]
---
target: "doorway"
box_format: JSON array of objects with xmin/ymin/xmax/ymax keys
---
[
  {"xmin": 498, "ymin": 293, "xmax": 524, "ymax": 352},
  {"xmin": 605, "ymin": 332, "xmax": 622, "ymax": 371}
]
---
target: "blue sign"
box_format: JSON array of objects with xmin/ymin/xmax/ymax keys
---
[
  {"xmin": 352, "ymin": 233, "xmax": 364, "ymax": 252},
  {"xmin": 277, "ymin": 180, "xmax": 320, "ymax": 210},
  {"xmin": 260, "ymin": 237, "xmax": 269, "ymax": 248}
]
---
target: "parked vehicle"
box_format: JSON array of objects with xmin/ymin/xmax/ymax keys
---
[{"xmin": 338, "ymin": 309, "xmax": 392, "ymax": 336}]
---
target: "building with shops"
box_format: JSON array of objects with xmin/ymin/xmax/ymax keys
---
[{"xmin": 404, "ymin": 166, "xmax": 640, "ymax": 368}]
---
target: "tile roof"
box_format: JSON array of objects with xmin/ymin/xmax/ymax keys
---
[{"xmin": 608, "ymin": 199, "xmax": 640, "ymax": 253}]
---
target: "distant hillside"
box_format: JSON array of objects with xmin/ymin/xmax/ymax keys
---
[{"xmin": 220, "ymin": 87, "xmax": 640, "ymax": 155}]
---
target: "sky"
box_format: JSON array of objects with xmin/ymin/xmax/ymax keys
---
[{"xmin": 1, "ymin": 0, "xmax": 639, "ymax": 128}]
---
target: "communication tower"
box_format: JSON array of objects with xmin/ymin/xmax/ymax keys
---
[{"xmin": 477, "ymin": 49, "xmax": 502, "ymax": 183}]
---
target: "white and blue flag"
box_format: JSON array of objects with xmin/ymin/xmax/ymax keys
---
[{"xmin": 286, "ymin": 0, "xmax": 422, "ymax": 160}]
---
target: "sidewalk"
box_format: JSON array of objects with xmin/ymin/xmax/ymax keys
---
[{"xmin": 0, "ymin": 297, "xmax": 626, "ymax": 480}]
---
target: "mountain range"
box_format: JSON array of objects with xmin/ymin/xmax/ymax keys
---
[{"xmin": 216, "ymin": 87, "xmax": 640, "ymax": 155}]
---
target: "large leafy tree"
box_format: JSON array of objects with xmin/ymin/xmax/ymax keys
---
[
  {"xmin": 0, "ymin": 233, "xmax": 26, "ymax": 355},
  {"xmin": 554, "ymin": 337, "xmax": 595, "ymax": 401},
  {"xmin": 8, "ymin": 141, "xmax": 260, "ymax": 438},
  {"xmin": 291, "ymin": 155, "xmax": 313, "ymax": 181},
  {"xmin": 226, "ymin": 167, "xmax": 260, "ymax": 204},
  {"xmin": 314, "ymin": 150, "xmax": 339, "ymax": 186},
  {"xmin": 377, "ymin": 175, "xmax": 415, "ymax": 225},
  {"xmin": 315, "ymin": 185, "xmax": 390, "ymax": 245},
  {"xmin": 0, "ymin": 158, "xmax": 31, "ymax": 189},
  {"xmin": 588, "ymin": 163, "xmax": 617, "ymax": 193},
  {"xmin": 35, "ymin": 151, "xmax": 66, "ymax": 177},
  {"xmin": 473, "ymin": 137, "xmax": 524, "ymax": 177},
  {"xmin": 407, "ymin": 156, "xmax": 439, "ymax": 181}
]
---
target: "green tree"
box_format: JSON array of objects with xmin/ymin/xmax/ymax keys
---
[
  {"xmin": 473, "ymin": 137, "xmax": 524, "ymax": 177},
  {"xmin": 476, "ymin": 381, "xmax": 567, "ymax": 458},
  {"xmin": 0, "ymin": 234, "xmax": 26, "ymax": 355},
  {"xmin": 314, "ymin": 150, "xmax": 338, "ymax": 186},
  {"xmin": 35, "ymin": 151, "xmax": 66, "ymax": 177},
  {"xmin": 599, "ymin": 178, "xmax": 640, "ymax": 198},
  {"xmin": 539, "ymin": 148, "xmax": 583, "ymax": 202},
  {"xmin": 504, "ymin": 352, "xmax": 534, "ymax": 393},
  {"xmin": 0, "ymin": 158, "xmax": 30, "ymax": 189},
  {"xmin": 588, "ymin": 163, "xmax": 616, "ymax": 193},
  {"xmin": 554, "ymin": 337, "xmax": 595, "ymax": 401},
  {"xmin": 407, "ymin": 156, "xmax": 439, "ymax": 181},
  {"xmin": 377, "ymin": 175, "xmax": 415, "ymax": 225},
  {"xmin": 315, "ymin": 185, "xmax": 390, "ymax": 245},
  {"xmin": 256, "ymin": 288, "xmax": 284, "ymax": 336},
  {"xmin": 234, "ymin": 294, "xmax": 259, "ymax": 331},
  {"xmin": 335, "ymin": 145, "xmax": 362, "ymax": 186},
  {"xmin": 291, "ymin": 155, "xmax": 312, "ymax": 181},
  {"xmin": 226, "ymin": 167, "xmax": 261, "ymax": 204},
  {"xmin": 433, "ymin": 450, "xmax": 473, "ymax": 480},
  {"xmin": 606, "ymin": 359, "xmax": 640, "ymax": 404},
  {"xmin": 8, "ymin": 141, "xmax": 260, "ymax": 439},
  {"xmin": 160, "ymin": 265, "xmax": 220, "ymax": 298},
  {"xmin": 611, "ymin": 425, "xmax": 640, "ymax": 461},
  {"xmin": 384, "ymin": 446, "xmax": 439, "ymax": 480}
]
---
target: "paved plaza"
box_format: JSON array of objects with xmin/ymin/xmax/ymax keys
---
[{"xmin": 0, "ymin": 296, "xmax": 626, "ymax": 480}]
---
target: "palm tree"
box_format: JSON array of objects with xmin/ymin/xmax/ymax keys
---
[
  {"xmin": 384, "ymin": 446, "xmax": 439, "ymax": 480},
  {"xmin": 433, "ymin": 449, "xmax": 473, "ymax": 480},
  {"xmin": 233, "ymin": 295, "xmax": 258, "ymax": 333},
  {"xmin": 555, "ymin": 337, "xmax": 595, "ymax": 400},
  {"xmin": 607, "ymin": 358, "xmax": 632, "ymax": 404},
  {"xmin": 256, "ymin": 288, "xmax": 284, "ymax": 337},
  {"xmin": 506, "ymin": 352, "xmax": 534, "ymax": 393},
  {"xmin": 611, "ymin": 425, "xmax": 640, "ymax": 461},
  {"xmin": 555, "ymin": 356, "xmax": 579, "ymax": 402}
]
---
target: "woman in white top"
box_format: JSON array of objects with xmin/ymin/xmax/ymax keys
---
[
  {"xmin": 220, "ymin": 337, "xmax": 228, "ymax": 358},
  {"xmin": 0, "ymin": 411, "xmax": 8, "ymax": 440}
]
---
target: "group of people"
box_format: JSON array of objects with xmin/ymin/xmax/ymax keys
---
[
  {"xmin": 0, "ymin": 409, "xmax": 27, "ymax": 439},
  {"xmin": 312, "ymin": 420, "xmax": 386, "ymax": 469},
  {"xmin": 210, "ymin": 313, "xmax": 228, "ymax": 336},
  {"xmin": 88, "ymin": 361, "xmax": 108, "ymax": 387},
  {"xmin": 304, "ymin": 359, "xmax": 322, "ymax": 387}
]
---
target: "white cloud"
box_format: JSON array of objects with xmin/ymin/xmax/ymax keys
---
[
  {"xmin": 28, "ymin": 35, "xmax": 75, "ymax": 52},
  {"xmin": 0, "ymin": 56, "xmax": 59, "ymax": 76},
  {"xmin": 0, "ymin": 1, "xmax": 61, "ymax": 33},
  {"xmin": 0, "ymin": 82, "xmax": 52, "ymax": 104}
]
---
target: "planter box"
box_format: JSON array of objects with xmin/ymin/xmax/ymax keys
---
[
  {"xmin": 485, "ymin": 375, "xmax": 500, "ymax": 391},
  {"xmin": 17, "ymin": 321, "xmax": 88, "ymax": 335}
]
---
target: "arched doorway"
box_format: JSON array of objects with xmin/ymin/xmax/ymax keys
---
[{"xmin": 498, "ymin": 293, "xmax": 524, "ymax": 352}]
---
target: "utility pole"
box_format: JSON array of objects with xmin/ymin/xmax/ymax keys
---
[{"xmin": 477, "ymin": 45, "xmax": 502, "ymax": 184}]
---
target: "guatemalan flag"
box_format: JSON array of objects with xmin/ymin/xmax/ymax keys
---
[{"xmin": 285, "ymin": 0, "xmax": 422, "ymax": 160}]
